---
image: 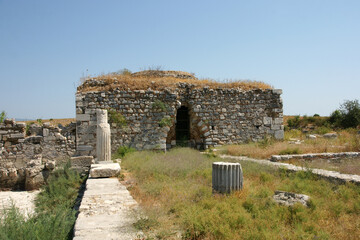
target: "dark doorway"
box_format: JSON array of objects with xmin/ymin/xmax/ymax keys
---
[{"xmin": 176, "ymin": 106, "xmax": 190, "ymax": 146}]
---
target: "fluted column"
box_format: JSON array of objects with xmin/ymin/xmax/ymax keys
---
[
  {"xmin": 212, "ymin": 162, "xmax": 243, "ymax": 193},
  {"xmin": 96, "ymin": 109, "xmax": 111, "ymax": 162}
]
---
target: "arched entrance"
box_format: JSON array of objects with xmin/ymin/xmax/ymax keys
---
[{"xmin": 175, "ymin": 106, "xmax": 190, "ymax": 146}]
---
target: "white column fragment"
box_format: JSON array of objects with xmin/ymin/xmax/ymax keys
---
[
  {"xmin": 96, "ymin": 109, "xmax": 111, "ymax": 162},
  {"xmin": 212, "ymin": 162, "xmax": 243, "ymax": 193}
]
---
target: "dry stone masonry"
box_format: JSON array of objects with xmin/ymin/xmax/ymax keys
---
[
  {"xmin": 76, "ymin": 72, "xmax": 283, "ymax": 157},
  {"xmin": 0, "ymin": 119, "xmax": 76, "ymax": 190}
]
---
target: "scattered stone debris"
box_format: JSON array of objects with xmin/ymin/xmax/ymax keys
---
[
  {"xmin": 288, "ymin": 138, "xmax": 304, "ymax": 144},
  {"xmin": 323, "ymin": 132, "xmax": 338, "ymax": 139},
  {"xmin": 270, "ymin": 152, "xmax": 360, "ymax": 162},
  {"xmin": 273, "ymin": 191, "xmax": 310, "ymax": 207}
]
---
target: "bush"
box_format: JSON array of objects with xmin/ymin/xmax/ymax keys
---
[
  {"xmin": 0, "ymin": 162, "xmax": 83, "ymax": 240},
  {"xmin": 152, "ymin": 100, "xmax": 168, "ymax": 112},
  {"xmin": 0, "ymin": 111, "xmax": 6, "ymax": 123},
  {"xmin": 329, "ymin": 100, "xmax": 360, "ymax": 129},
  {"xmin": 108, "ymin": 109, "xmax": 127, "ymax": 127},
  {"xmin": 158, "ymin": 116, "xmax": 172, "ymax": 127},
  {"xmin": 114, "ymin": 146, "xmax": 136, "ymax": 158}
]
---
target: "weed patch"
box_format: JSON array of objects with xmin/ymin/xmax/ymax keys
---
[
  {"xmin": 122, "ymin": 148, "xmax": 360, "ymax": 239},
  {"xmin": 0, "ymin": 162, "xmax": 84, "ymax": 240}
]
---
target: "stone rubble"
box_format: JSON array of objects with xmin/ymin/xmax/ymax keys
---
[
  {"xmin": 270, "ymin": 152, "xmax": 360, "ymax": 162},
  {"xmin": 0, "ymin": 119, "xmax": 76, "ymax": 190},
  {"xmin": 273, "ymin": 191, "xmax": 310, "ymax": 207}
]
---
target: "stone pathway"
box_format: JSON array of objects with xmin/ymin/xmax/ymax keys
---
[
  {"xmin": 0, "ymin": 190, "xmax": 40, "ymax": 217},
  {"xmin": 220, "ymin": 155, "xmax": 360, "ymax": 184},
  {"xmin": 73, "ymin": 178, "xmax": 143, "ymax": 240}
]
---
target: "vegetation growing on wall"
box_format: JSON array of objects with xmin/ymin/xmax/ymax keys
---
[
  {"xmin": 77, "ymin": 70, "xmax": 273, "ymax": 93},
  {"xmin": 0, "ymin": 111, "xmax": 6, "ymax": 123},
  {"xmin": 108, "ymin": 109, "xmax": 127, "ymax": 127},
  {"xmin": 152, "ymin": 100, "xmax": 168, "ymax": 112},
  {"xmin": 158, "ymin": 116, "xmax": 172, "ymax": 127}
]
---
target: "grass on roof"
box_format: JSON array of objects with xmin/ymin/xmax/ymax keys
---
[{"xmin": 77, "ymin": 70, "xmax": 273, "ymax": 93}]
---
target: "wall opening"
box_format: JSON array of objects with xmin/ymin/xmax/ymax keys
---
[{"xmin": 176, "ymin": 106, "xmax": 190, "ymax": 146}]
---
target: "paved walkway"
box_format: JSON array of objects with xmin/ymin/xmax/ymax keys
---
[
  {"xmin": 73, "ymin": 178, "xmax": 143, "ymax": 240},
  {"xmin": 0, "ymin": 190, "xmax": 40, "ymax": 217},
  {"xmin": 220, "ymin": 155, "xmax": 360, "ymax": 184}
]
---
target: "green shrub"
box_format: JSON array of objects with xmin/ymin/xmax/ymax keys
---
[
  {"xmin": 152, "ymin": 100, "xmax": 168, "ymax": 112},
  {"xmin": 114, "ymin": 146, "xmax": 136, "ymax": 159},
  {"xmin": 108, "ymin": 109, "xmax": 127, "ymax": 127},
  {"xmin": 287, "ymin": 115, "xmax": 301, "ymax": 129},
  {"xmin": 0, "ymin": 111, "xmax": 6, "ymax": 123},
  {"xmin": 158, "ymin": 116, "xmax": 172, "ymax": 127},
  {"xmin": 329, "ymin": 99, "xmax": 360, "ymax": 129},
  {"xmin": 314, "ymin": 126, "xmax": 332, "ymax": 135},
  {"xmin": 0, "ymin": 162, "xmax": 83, "ymax": 240}
]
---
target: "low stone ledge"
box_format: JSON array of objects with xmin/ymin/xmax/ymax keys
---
[
  {"xmin": 89, "ymin": 163, "xmax": 120, "ymax": 178},
  {"xmin": 270, "ymin": 152, "xmax": 360, "ymax": 162}
]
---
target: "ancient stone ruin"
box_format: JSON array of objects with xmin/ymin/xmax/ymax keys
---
[
  {"xmin": 0, "ymin": 119, "xmax": 76, "ymax": 190},
  {"xmin": 75, "ymin": 70, "xmax": 284, "ymax": 157},
  {"xmin": 212, "ymin": 162, "xmax": 243, "ymax": 193},
  {"xmin": 0, "ymin": 70, "xmax": 284, "ymax": 190}
]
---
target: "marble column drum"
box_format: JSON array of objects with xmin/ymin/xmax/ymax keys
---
[{"xmin": 212, "ymin": 162, "xmax": 243, "ymax": 193}]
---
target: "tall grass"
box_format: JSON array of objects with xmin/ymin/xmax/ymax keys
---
[
  {"xmin": 122, "ymin": 148, "xmax": 360, "ymax": 239},
  {"xmin": 0, "ymin": 162, "xmax": 84, "ymax": 240}
]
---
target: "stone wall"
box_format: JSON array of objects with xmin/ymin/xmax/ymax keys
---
[
  {"xmin": 0, "ymin": 119, "xmax": 76, "ymax": 190},
  {"xmin": 76, "ymin": 83, "xmax": 283, "ymax": 157}
]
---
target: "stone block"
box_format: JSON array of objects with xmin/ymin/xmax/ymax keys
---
[
  {"xmin": 71, "ymin": 156, "xmax": 94, "ymax": 167},
  {"xmin": 90, "ymin": 163, "xmax": 120, "ymax": 178},
  {"xmin": 272, "ymin": 89, "xmax": 282, "ymax": 95},
  {"xmin": 274, "ymin": 118, "xmax": 283, "ymax": 125},
  {"xmin": 263, "ymin": 117, "xmax": 272, "ymax": 125},
  {"xmin": 77, "ymin": 145, "xmax": 94, "ymax": 151},
  {"xmin": 274, "ymin": 130, "xmax": 284, "ymax": 140},
  {"xmin": 76, "ymin": 114, "xmax": 91, "ymax": 122}
]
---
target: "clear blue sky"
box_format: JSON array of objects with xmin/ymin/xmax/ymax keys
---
[{"xmin": 1, "ymin": 0, "xmax": 359, "ymax": 119}]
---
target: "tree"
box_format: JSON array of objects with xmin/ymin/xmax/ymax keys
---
[
  {"xmin": 329, "ymin": 100, "xmax": 360, "ymax": 129},
  {"xmin": 0, "ymin": 111, "xmax": 6, "ymax": 123}
]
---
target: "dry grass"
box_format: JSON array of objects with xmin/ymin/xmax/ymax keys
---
[
  {"xmin": 23, "ymin": 118, "xmax": 75, "ymax": 127},
  {"xmin": 121, "ymin": 148, "xmax": 360, "ymax": 239},
  {"xmin": 77, "ymin": 70, "xmax": 272, "ymax": 93},
  {"xmin": 223, "ymin": 130, "xmax": 360, "ymax": 160}
]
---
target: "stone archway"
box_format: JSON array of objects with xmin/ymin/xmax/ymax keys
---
[
  {"xmin": 166, "ymin": 105, "xmax": 206, "ymax": 149},
  {"xmin": 175, "ymin": 106, "xmax": 190, "ymax": 146}
]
